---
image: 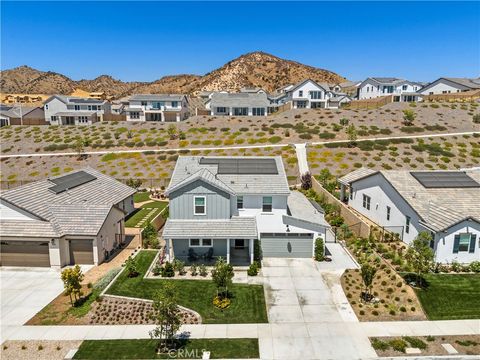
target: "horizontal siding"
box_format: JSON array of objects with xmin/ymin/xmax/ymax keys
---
[{"xmin": 261, "ymin": 236, "xmax": 313, "ymax": 258}]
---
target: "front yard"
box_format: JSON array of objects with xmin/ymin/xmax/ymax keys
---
[
  {"xmin": 106, "ymin": 251, "xmax": 268, "ymax": 324},
  {"xmin": 73, "ymin": 339, "xmax": 259, "ymax": 359},
  {"xmin": 413, "ymin": 274, "xmax": 480, "ymax": 320}
]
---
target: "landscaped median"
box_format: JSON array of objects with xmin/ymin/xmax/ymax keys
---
[
  {"xmin": 73, "ymin": 339, "xmax": 259, "ymax": 359},
  {"xmin": 106, "ymin": 251, "xmax": 268, "ymax": 324}
]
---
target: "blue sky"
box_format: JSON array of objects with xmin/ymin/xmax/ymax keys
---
[{"xmin": 1, "ymin": 1, "xmax": 479, "ymax": 82}]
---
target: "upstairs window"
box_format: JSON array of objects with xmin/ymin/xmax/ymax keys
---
[
  {"xmin": 194, "ymin": 196, "xmax": 206, "ymax": 215},
  {"xmin": 171, "ymin": 101, "xmax": 178, "ymax": 108},
  {"xmin": 237, "ymin": 196, "xmax": 243, "ymax": 209},
  {"xmin": 405, "ymin": 216, "xmax": 411, "ymax": 234},
  {"xmin": 386, "ymin": 206, "xmax": 391, "ymax": 221},
  {"xmin": 310, "ymin": 91, "xmax": 322, "ymax": 99},
  {"xmin": 74, "ymin": 105, "xmax": 80, "ymax": 111},
  {"xmin": 362, "ymin": 194, "xmax": 371, "ymax": 210},
  {"xmin": 402, "ymin": 85, "xmax": 408, "ymax": 91},
  {"xmin": 298, "ymin": 90, "xmax": 303, "ymax": 97},
  {"xmin": 262, "ymin": 196, "xmax": 272, "ymax": 212},
  {"xmin": 141, "ymin": 101, "xmax": 147, "ymax": 106}
]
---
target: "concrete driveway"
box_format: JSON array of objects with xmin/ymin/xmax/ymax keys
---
[
  {"xmin": 260, "ymin": 250, "xmax": 375, "ymax": 359},
  {"xmin": 0, "ymin": 267, "xmax": 64, "ymax": 342}
]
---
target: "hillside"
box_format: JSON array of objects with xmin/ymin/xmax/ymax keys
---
[{"xmin": 0, "ymin": 52, "xmax": 345, "ymax": 98}]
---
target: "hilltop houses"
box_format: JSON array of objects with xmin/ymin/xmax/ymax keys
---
[
  {"xmin": 124, "ymin": 94, "xmax": 189, "ymax": 122},
  {"xmin": 44, "ymin": 95, "xmax": 111, "ymax": 125},
  {"xmin": 358, "ymin": 77, "xmax": 423, "ymax": 102}
]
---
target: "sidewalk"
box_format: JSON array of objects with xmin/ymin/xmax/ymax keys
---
[{"xmin": 294, "ymin": 143, "xmax": 309, "ymax": 175}]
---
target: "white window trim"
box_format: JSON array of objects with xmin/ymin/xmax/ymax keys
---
[
  {"xmin": 193, "ymin": 196, "xmax": 206, "ymax": 215},
  {"xmin": 189, "ymin": 239, "xmax": 213, "ymax": 247},
  {"xmin": 262, "ymin": 196, "xmax": 273, "ymax": 213}
]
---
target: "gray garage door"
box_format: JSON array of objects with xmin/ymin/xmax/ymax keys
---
[
  {"xmin": 69, "ymin": 240, "xmax": 94, "ymax": 264},
  {"xmin": 260, "ymin": 233, "xmax": 313, "ymax": 258},
  {"xmin": 0, "ymin": 241, "xmax": 51, "ymax": 267}
]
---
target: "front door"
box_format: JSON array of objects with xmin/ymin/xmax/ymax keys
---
[{"xmin": 65, "ymin": 116, "xmax": 75, "ymax": 125}]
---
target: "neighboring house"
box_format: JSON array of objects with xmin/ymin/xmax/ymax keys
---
[
  {"xmin": 70, "ymin": 88, "xmax": 113, "ymax": 101},
  {"xmin": 358, "ymin": 78, "xmax": 423, "ymax": 101},
  {"xmin": 339, "ymin": 168, "xmax": 480, "ymax": 264},
  {"xmin": 332, "ymin": 81, "xmax": 361, "ymax": 97},
  {"xmin": 125, "ymin": 94, "xmax": 189, "ymax": 122},
  {"xmin": 419, "ymin": 77, "xmax": 480, "ymax": 95},
  {"xmin": 205, "ymin": 92, "xmax": 269, "ymax": 116},
  {"xmin": 44, "ymin": 95, "xmax": 111, "ymax": 125},
  {"xmin": 240, "ymin": 87, "xmax": 266, "ymax": 94},
  {"xmin": 0, "ymin": 104, "xmax": 46, "ymax": 126},
  {"xmin": 162, "ymin": 156, "xmax": 330, "ymax": 265},
  {"xmin": 0, "ymin": 168, "xmax": 136, "ymax": 268},
  {"xmin": 1, "ymin": 93, "xmax": 49, "ymax": 105},
  {"xmin": 285, "ymin": 79, "xmax": 351, "ymax": 109}
]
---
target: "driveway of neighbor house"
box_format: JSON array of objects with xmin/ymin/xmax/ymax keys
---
[
  {"xmin": 260, "ymin": 244, "xmax": 375, "ymax": 359},
  {"xmin": 0, "ymin": 268, "xmax": 64, "ymax": 342}
]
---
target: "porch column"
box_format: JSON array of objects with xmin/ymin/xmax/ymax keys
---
[
  {"xmin": 249, "ymin": 239, "xmax": 254, "ymax": 264},
  {"xmin": 226, "ymin": 239, "xmax": 230, "ymax": 264},
  {"xmin": 176, "ymin": 113, "xmax": 180, "ymax": 122},
  {"xmin": 165, "ymin": 238, "xmax": 170, "ymax": 261},
  {"xmin": 340, "ymin": 184, "xmax": 346, "ymax": 202},
  {"xmin": 169, "ymin": 239, "xmax": 174, "ymax": 260}
]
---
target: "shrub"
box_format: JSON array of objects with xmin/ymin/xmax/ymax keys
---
[
  {"xmin": 124, "ymin": 256, "xmax": 139, "ymax": 278},
  {"xmin": 399, "ymin": 306, "xmax": 407, "ymax": 312},
  {"xmin": 389, "ymin": 338, "xmax": 407, "ymax": 353},
  {"xmin": 247, "ymin": 261, "xmax": 259, "ymax": 276},
  {"xmin": 469, "ymin": 261, "xmax": 480, "ymax": 273},
  {"xmin": 314, "ymin": 237, "xmax": 325, "ymax": 261},
  {"xmin": 161, "ymin": 262, "xmax": 175, "ymax": 277},
  {"xmin": 174, "ymin": 259, "xmax": 186, "ymax": 275},
  {"xmin": 426, "ymin": 335, "xmax": 435, "ymax": 342},
  {"xmin": 199, "ymin": 264, "xmax": 208, "ymax": 277},
  {"xmin": 371, "ymin": 338, "xmax": 390, "ymax": 351},
  {"xmin": 403, "ymin": 336, "xmax": 427, "ymax": 350},
  {"xmin": 472, "ymin": 114, "xmax": 480, "ymax": 124},
  {"xmin": 190, "ymin": 264, "xmax": 198, "ymax": 276}
]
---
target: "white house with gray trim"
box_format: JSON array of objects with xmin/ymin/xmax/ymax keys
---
[
  {"xmin": 205, "ymin": 92, "xmax": 269, "ymax": 116},
  {"xmin": 163, "ymin": 156, "xmax": 330, "ymax": 265},
  {"xmin": 44, "ymin": 95, "xmax": 111, "ymax": 125},
  {"xmin": 125, "ymin": 94, "xmax": 189, "ymax": 122},
  {"xmin": 339, "ymin": 168, "xmax": 480, "ymax": 264},
  {"xmin": 0, "ymin": 168, "xmax": 136, "ymax": 268},
  {"xmin": 358, "ymin": 78, "xmax": 423, "ymax": 101},
  {"xmin": 285, "ymin": 79, "xmax": 352, "ymax": 109},
  {"xmin": 419, "ymin": 77, "xmax": 480, "ymax": 95}
]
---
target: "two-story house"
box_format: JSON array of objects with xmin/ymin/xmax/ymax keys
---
[
  {"xmin": 358, "ymin": 78, "xmax": 423, "ymax": 102},
  {"xmin": 205, "ymin": 92, "xmax": 269, "ymax": 116},
  {"xmin": 44, "ymin": 95, "xmax": 111, "ymax": 125},
  {"xmin": 339, "ymin": 168, "xmax": 480, "ymax": 264},
  {"xmin": 162, "ymin": 156, "xmax": 330, "ymax": 265},
  {"xmin": 125, "ymin": 94, "xmax": 189, "ymax": 122},
  {"xmin": 285, "ymin": 79, "xmax": 351, "ymax": 109}
]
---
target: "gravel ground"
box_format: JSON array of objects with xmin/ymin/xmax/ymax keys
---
[{"xmin": 0, "ymin": 340, "xmax": 82, "ymax": 360}]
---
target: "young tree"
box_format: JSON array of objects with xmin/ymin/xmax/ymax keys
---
[
  {"xmin": 402, "ymin": 109, "xmax": 416, "ymax": 126},
  {"xmin": 149, "ymin": 283, "xmax": 181, "ymax": 353},
  {"xmin": 346, "ymin": 124, "xmax": 357, "ymax": 146},
  {"xmin": 318, "ymin": 168, "xmax": 332, "ymax": 187},
  {"xmin": 360, "ymin": 263, "xmax": 377, "ymax": 302},
  {"xmin": 142, "ymin": 222, "xmax": 157, "ymax": 248},
  {"xmin": 301, "ymin": 172, "xmax": 312, "ymax": 190},
  {"xmin": 125, "ymin": 256, "xmax": 139, "ymax": 277},
  {"xmin": 211, "ymin": 257, "xmax": 234, "ymax": 298},
  {"xmin": 74, "ymin": 138, "xmax": 85, "ymax": 159},
  {"xmin": 61, "ymin": 265, "xmax": 84, "ymax": 306},
  {"xmin": 167, "ymin": 124, "xmax": 178, "ymax": 140},
  {"xmin": 126, "ymin": 178, "xmax": 143, "ymax": 190},
  {"xmin": 314, "ymin": 237, "xmax": 325, "ymax": 261},
  {"xmin": 405, "ymin": 231, "xmax": 434, "ymax": 285}
]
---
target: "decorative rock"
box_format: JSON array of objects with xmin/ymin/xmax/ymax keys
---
[
  {"xmin": 405, "ymin": 347, "xmax": 422, "ymax": 354},
  {"xmin": 441, "ymin": 343, "xmax": 458, "ymax": 354}
]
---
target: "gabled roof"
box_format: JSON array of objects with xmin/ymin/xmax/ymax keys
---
[
  {"xmin": 0, "ymin": 104, "xmax": 40, "ymax": 118},
  {"xmin": 209, "ymin": 92, "xmax": 269, "ymax": 108},
  {"xmin": 284, "ymin": 191, "xmax": 330, "ymax": 232},
  {"xmin": 45, "ymin": 95, "xmax": 106, "ymax": 105},
  {"xmin": 129, "ymin": 94, "xmax": 187, "ymax": 102},
  {"xmin": 338, "ymin": 168, "xmax": 376, "ymax": 185},
  {"xmin": 420, "ymin": 77, "xmax": 480, "ymax": 92},
  {"xmin": 361, "ymin": 78, "xmax": 422, "ymax": 87},
  {"xmin": 288, "ymin": 79, "xmax": 330, "ymax": 93},
  {"xmin": 165, "ymin": 168, "xmax": 235, "ymax": 196}
]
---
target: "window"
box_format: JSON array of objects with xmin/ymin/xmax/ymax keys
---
[
  {"xmin": 233, "ymin": 107, "xmax": 248, "ymax": 116},
  {"xmin": 386, "ymin": 206, "xmax": 391, "ymax": 221},
  {"xmin": 237, "ymin": 196, "xmax": 243, "ymax": 209},
  {"xmin": 130, "ymin": 112, "xmax": 140, "ymax": 119},
  {"xmin": 252, "ymin": 107, "xmax": 265, "ymax": 116},
  {"xmin": 405, "ymin": 216, "xmax": 411, "ymax": 234},
  {"xmin": 298, "ymin": 90, "xmax": 304, "ymax": 97},
  {"xmin": 362, "ymin": 194, "xmax": 371, "ymax": 210},
  {"xmin": 454, "ymin": 233, "xmax": 476, "ymax": 253},
  {"xmin": 190, "ymin": 239, "xmax": 212, "ymax": 247},
  {"xmin": 310, "ymin": 91, "xmax": 322, "ymax": 99},
  {"xmin": 216, "ymin": 107, "xmax": 227, "ymax": 113},
  {"xmin": 190, "ymin": 239, "xmax": 200, "ymax": 246},
  {"xmin": 141, "ymin": 101, "xmax": 147, "ymax": 106},
  {"xmin": 74, "ymin": 105, "xmax": 80, "ymax": 111},
  {"xmin": 202, "ymin": 239, "xmax": 212, "ymax": 247},
  {"xmin": 45, "ymin": 104, "xmax": 49, "ymax": 109},
  {"xmin": 402, "ymin": 85, "xmax": 408, "ymax": 91},
  {"xmin": 262, "ymin": 196, "xmax": 272, "ymax": 212},
  {"xmin": 171, "ymin": 101, "xmax": 178, "ymax": 108},
  {"xmin": 50, "ymin": 116, "xmax": 57, "ymax": 122},
  {"xmin": 194, "ymin": 196, "xmax": 206, "ymax": 215},
  {"xmin": 296, "ymin": 100, "xmax": 307, "ymax": 108}
]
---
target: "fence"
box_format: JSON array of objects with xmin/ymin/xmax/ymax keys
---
[
  {"xmin": 139, "ymin": 206, "xmax": 168, "ymax": 247},
  {"xmin": 195, "ymin": 108, "xmax": 211, "ymax": 116},
  {"xmin": 10, "ymin": 117, "xmax": 48, "ymax": 125},
  {"xmin": 102, "ymin": 114, "xmax": 127, "ymax": 122},
  {"xmin": 311, "ymin": 178, "xmax": 371, "ymax": 238},
  {"xmin": 423, "ymin": 90, "xmax": 480, "ymax": 102},
  {"xmin": 345, "ymin": 95, "xmax": 392, "ymax": 110}
]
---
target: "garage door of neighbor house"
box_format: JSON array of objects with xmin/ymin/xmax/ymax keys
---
[
  {"xmin": 0, "ymin": 241, "xmax": 51, "ymax": 267},
  {"xmin": 69, "ymin": 240, "xmax": 94, "ymax": 264},
  {"xmin": 260, "ymin": 233, "xmax": 313, "ymax": 258}
]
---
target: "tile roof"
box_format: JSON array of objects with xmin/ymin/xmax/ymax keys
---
[
  {"xmin": 0, "ymin": 168, "xmax": 136, "ymax": 238},
  {"xmin": 344, "ymin": 168, "xmax": 480, "ymax": 232},
  {"xmin": 167, "ymin": 156, "xmax": 290, "ymax": 195},
  {"xmin": 338, "ymin": 168, "xmax": 376, "ymax": 185},
  {"xmin": 442, "ymin": 78, "xmax": 480, "ymax": 89},
  {"xmin": 129, "ymin": 94, "xmax": 186, "ymax": 102},
  {"xmin": 0, "ymin": 219, "xmax": 58, "ymax": 238},
  {"xmin": 210, "ymin": 92, "xmax": 270, "ymax": 108},
  {"xmin": 162, "ymin": 217, "xmax": 258, "ymax": 239},
  {"xmin": 284, "ymin": 191, "xmax": 330, "ymax": 231},
  {"xmin": 166, "ymin": 168, "xmax": 235, "ymax": 196},
  {"xmin": 51, "ymin": 95, "xmax": 106, "ymax": 105}
]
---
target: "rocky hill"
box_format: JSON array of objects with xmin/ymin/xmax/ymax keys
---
[{"xmin": 1, "ymin": 52, "xmax": 345, "ymax": 98}]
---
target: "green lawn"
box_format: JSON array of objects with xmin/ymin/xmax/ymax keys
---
[
  {"xmin": 74, "ymin": 339, "xmax": 259, "ymax": 359},
  {"xmin": 140, "ymin": 200, "xmax": 169, "ymax": 210},
  {"xmin": 133, "ymin": 191, "xmax": 151, "ymax": 203},
  {"xmin": 125, "ymin": 208, "xmax": 161, "ymax": 228},
  {"xmin": 106, "ymin": 251, "xmax": 267, "ymax": 324},
  {"xmin": 413, "ymin": 274, "xmax": 480, "ymax": 320}
]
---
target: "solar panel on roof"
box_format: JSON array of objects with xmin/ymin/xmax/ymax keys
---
[
  {"xmin": 410, "ymin": 171, "xmax": 480, "ymax": 188},
  {"xmin": 199, "ymin": 158, "xmax": 278, "ymax": 174},
  {"xmin": 49, "ymin": 171, "xmax": 97, "ymax": 194}
]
